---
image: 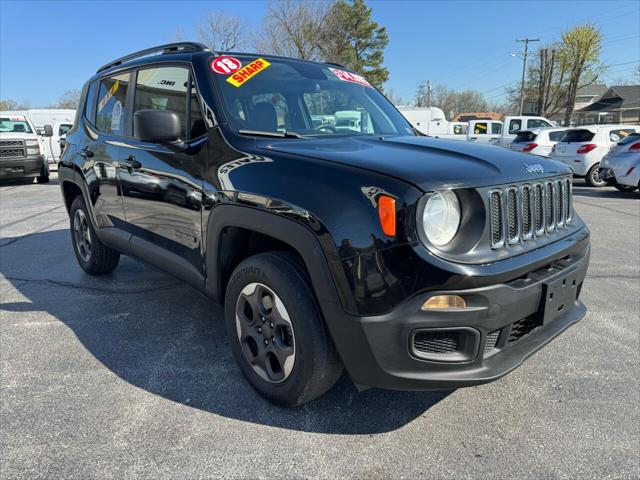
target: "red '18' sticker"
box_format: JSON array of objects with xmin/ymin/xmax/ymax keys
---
[
  {"xmin": 211, "ymin": 56, "xmax": 242, "ymax": 75},
  {"xmin": 329, "ymin": 68, "xmax": 372, "ymax": 87}
]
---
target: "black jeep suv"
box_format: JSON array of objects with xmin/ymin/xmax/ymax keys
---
[{"xmin": 59, "ymin": 43, "xmax": 590, "ymax": 406}]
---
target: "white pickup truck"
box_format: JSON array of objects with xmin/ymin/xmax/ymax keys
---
[
  {"xmin": 499, "ymin": 116, "xmax": 554, "ymax": 146},
  {"xmin": 2, "ymin": 109, "xmax": 75, "ymax": 163},
  {"xmin": 0, "ymin": 114, "xmax": 50, "ymax": 183}
]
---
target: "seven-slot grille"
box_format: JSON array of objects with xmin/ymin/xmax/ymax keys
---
[
  {"xmin": 0, "ymin": 140, "xmax": 25, "ymax": 158},
  {"xmin": 489, "ymin": 177, "xmax": 572, "ymax": 249}
]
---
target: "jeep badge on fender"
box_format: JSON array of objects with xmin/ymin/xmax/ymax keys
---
[{"xmin": 58, "ymin": 43, "xmax": 590, "ymax": 406}]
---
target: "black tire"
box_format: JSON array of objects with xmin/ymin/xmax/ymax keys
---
[
  {"xmin": 37, "ymin": 163, "xmax": 50, "ymax": 184},
  {"xmin": 69, "ymin": 196, "xmax": 120, "ymax": 275},
  {"xmin": 585, "ymin": 163, "xmax": 606, "ymax": 187},
  {"xmin": 224, "ymin": 252, "xmax": 343, "ymax": 406}
]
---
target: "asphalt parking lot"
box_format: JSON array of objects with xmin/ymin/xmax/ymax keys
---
[{"xmin": 1, "ymin": 172, "xmax": 638, "ymax": 479}]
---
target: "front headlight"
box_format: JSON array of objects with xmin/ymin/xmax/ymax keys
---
[{"xmin": 422, "ymin": 190, "xmax": 461, "ymax": 246}]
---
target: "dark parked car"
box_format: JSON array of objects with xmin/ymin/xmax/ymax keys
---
[{"xmin": 58, "ymin": 43, "xmax": 590, "ymax": 406}]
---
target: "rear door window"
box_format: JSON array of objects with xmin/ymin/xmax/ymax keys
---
[
  {"xmin": 96, "ymin": 73, "xmax": 131, "ymax": 135},
  {"xmin": 514, "ymin": 131, "xmax": 536, "ymax": 143},
  {"xmin": 609, "ymin": 129, "xmax": 636, "ymax": 142},
  {"xmin": 562, "ymin": 130, "xmax": 595, "ymax": 142},
  {"xmin": 473, "ymin": 122, "xmax": 488, "ymax": 134},
  {"xmin": 527, "ymin": 119, "xmax": 553, "ymax": 129},
  {"xmin": 491, "ymin": 122, "xmax": 502, "ymax": 134}
]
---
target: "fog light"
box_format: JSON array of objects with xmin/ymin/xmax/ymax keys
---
[{"xmin": 422, "ymin": 295, "xmax": 467, "ymax": 310}]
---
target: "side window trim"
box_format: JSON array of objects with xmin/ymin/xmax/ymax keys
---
[{"xmin": 124, "ymin": 69, "xmax": 137, "ymax": 138}]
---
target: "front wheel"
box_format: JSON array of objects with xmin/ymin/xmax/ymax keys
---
[
  {"xmin": 36, "ymin": 163, "xmax": 50, "ymax": 184},
  {"xmin": 586, "ymin": 163, "xmax": 606, "ymax": 187},
  {"xmin": 224, "ymin": 252, "xmax": 343, "ymax": 406}
]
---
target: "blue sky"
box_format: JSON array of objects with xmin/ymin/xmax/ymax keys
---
[{"xmin": 1, "ymin": 0, "xmax": 639, "ymax": 107}]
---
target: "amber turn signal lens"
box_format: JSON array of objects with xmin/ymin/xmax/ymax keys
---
[
  {"xmin": 378, "ymin": 195, "xmax": 396, "ymax": 237},
  {"xmin": 422, "ymin": 295, "xmax": 467, "ymax": 310}
]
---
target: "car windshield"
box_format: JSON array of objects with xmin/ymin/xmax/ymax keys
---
[
  {"xmin": 210, "ymin": 55, "xmax": 415, "ymax": 137},
  {"xmin": 0, "ymin": 117, "xmax": 33, "ymax": 134}
]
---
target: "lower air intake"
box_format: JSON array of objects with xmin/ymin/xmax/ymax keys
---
[{"xmin": 413, "ymin": 331, "xmax": 459, "ymax": 355}]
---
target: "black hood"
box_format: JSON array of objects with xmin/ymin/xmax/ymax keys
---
[{"xmin": 260, "ymin": 135, "xmax": 571, "ymax": 191}]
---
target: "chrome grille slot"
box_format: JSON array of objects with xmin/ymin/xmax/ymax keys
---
[
  {"xmin": 521, "ymin": 185, "xmax": 532, "ymax": 239},
  {"xmin": 489, "ymin": 190, "xmax": 504, "ymax": 248},
  {"xmin": 564, "ymin": 178, "xmax": 572, "ymax": 222},
  {"xmin": 506, "ymin": 188, "xmax": 519, "ymax": 243},
  {"xmin": 534, "ymin": 183, "xmax": 544, "ymax": 234},
  {"xmin": 556, "ymin": 180, "xmax": 565, "ymax": 227},
  {"xmin": 487, "ymin": 176, "xmax": 572, "ymax": 250},
  {"xmin": 545, "ymin": 182, "xmax": 554, "ymax": 231}
]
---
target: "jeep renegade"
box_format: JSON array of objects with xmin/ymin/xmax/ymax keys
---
[{"xmin": 59, "ymin": 43, "xmax": 590, "ymax": 406}]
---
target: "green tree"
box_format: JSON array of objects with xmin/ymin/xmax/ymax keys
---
[
  {"xmin": 315, "ymin": 0, "xmax": 389, "ymax": 89},
  {"xmin": 558, "ymin": 24, "xmax": 603, "ymax": 125}
]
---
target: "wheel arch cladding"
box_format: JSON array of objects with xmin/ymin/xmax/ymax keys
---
[{"xmin": 204, "ymin": 204, "xmax": 354, "ymax": 313}]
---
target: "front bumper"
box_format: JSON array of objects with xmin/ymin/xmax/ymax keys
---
[
  {"xmin": 0, "ymin": 155, "xmax": 45, "ymax": 178},
  {"xmin": 323, "ymin": 241, "xmax": 590, "ymax": 391}
]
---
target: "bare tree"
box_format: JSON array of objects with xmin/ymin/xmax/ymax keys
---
[
  {"xmin": 55, "ymin": 89, "xmax": 81, "ymax": 109},
  {"xmin": 198, "ymin": 11, "xmax": 247, "ymax": 51},
  {"xmin": 171, "ymin": 28, "xmax": 185, "ymax": 42},
  {"xmin": 255, "ymin": 0, "xmax": 326, "ymax": 60},
  {"xmin": 385, "ymin": 88, "xmax": 405, "ymax": 106}
]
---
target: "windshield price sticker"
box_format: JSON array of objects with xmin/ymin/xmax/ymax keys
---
[
  {"xmin": 9, "ymin": 116, "xmax": 26, "ymax": 121},
  {"xmin": 226, "ymin": 58, "xmax": 271, "ymax": 87},
  {"xmin": 329, "ymin": 68, "xmax": 372, "ymax": 88},
  {"xmin": 210, "ymin": 56, "xmax": 242, "ymax": 75}
]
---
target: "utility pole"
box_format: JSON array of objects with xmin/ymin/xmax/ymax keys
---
[
  {"xmin": 516, "ymin": 38, "xmax": 539, "ymax": 115},
  {"xmin": 427, "ymin": 80, "xmax": 432, "ymax": 107}
]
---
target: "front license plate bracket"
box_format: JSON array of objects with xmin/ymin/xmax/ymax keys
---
[{"xmin": 540, "ymin": 273, "xmax": 579, "ymax": 325}]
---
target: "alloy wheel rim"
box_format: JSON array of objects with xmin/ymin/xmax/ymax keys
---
[
  {"xmin": 73, "ymin": 209, "xmax": 92, "ymax": 262},
  {"xmin": 592, "ymin": 168, "xmax": 604, "ymax": 185},
  {"xmin": 235, "ymin": 282, "xmax": 296, "ymax": 383}
]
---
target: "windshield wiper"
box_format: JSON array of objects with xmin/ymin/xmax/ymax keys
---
[{"xmin": 238, "ymin": 129, "xmax": 302, "ymax": 139}]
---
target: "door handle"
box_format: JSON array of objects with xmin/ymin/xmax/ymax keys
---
[
  {"xmin": 79, "ymin": 147, "xmax": 94, "ymax": 158},
  {"xmin": 121, "ymin": 155, "xmax": 142, "ymax": 170}
]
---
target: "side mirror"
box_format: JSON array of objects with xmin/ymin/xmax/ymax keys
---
[
  {"xmin": 43, "ymin": 124, "xmax": 54, "ymax": 137},
  {"xmin": 134, "ymin": 110, "xmax": 182, "ymax": 144}
]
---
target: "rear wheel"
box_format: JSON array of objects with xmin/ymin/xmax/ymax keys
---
[
  {"xmin": 69, "ymin": 196, "xmax": 120, "ymax": 275},
  {"xmin": 224, "ymin": 252, "xmax": 343, "ymax": 406},
  {"xmin": 586, "ymin": 163, "xmax": 606, "ymax": 187}
]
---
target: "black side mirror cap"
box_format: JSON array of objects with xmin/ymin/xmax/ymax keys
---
[
  {"xmin": 43, "ymin": 124, "xmax": 54, "ymax": 137},
  {"xmin": 134, "ymin": 109, "xmax": 182, "ymax": 144}
]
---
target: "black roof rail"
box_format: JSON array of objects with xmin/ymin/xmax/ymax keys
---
[
  {"xmin": 96, "ymin": 42, "xmax": 210, "ymax": 74},
  {"xmin": 325, "ymin": 62, "xmax": 347, "ymax": 69}
]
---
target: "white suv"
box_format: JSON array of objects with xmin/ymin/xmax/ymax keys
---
[{"xmin": 550, "ymin": 125, "xmax": 640, "ymax": 187}]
